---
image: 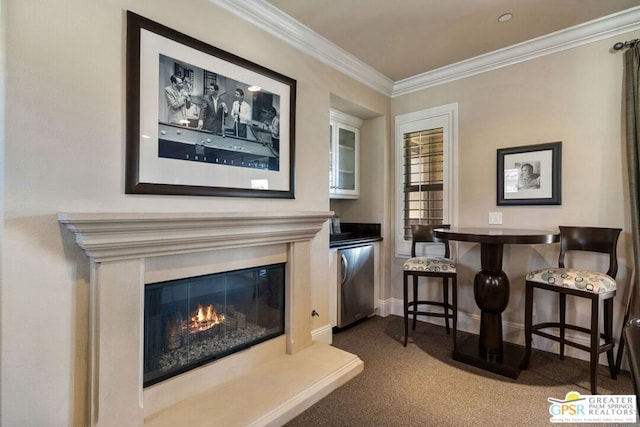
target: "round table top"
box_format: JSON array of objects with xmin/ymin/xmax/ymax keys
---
[{"xmin": 434, "ymin": 227, "xmax": 559, "ymax": 245}]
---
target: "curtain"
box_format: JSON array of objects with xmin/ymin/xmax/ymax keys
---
[
  {"xmin": 616, "ymin": 44, "xmax": 640, "ymax": 373},
  {"xmin": 625, "ymin": 44, "xmax": 640, "ymax": 321}
]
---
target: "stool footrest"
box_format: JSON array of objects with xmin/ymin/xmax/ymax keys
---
[
  {"xmin": 407, "ymin": 300, "xmax": 454, "ymax": 317},
  {"xmin": 531, "ymin": 323, "xmax": 615, "ymax": 354},
  {"xmin": 407, "ymin": 311, "xmax": 454, "ymax": 318},
  {"xmin": 408, "ymin": 300, "xmax": 452, "ymax": 309}
]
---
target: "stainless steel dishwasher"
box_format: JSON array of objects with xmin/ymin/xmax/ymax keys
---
[{"xmin": 337, "ymin": 244, "xmax": 374, "ymax": 328}]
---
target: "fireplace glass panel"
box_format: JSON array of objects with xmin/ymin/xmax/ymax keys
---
[{"xmin": 144, "ymin": 263, "xmax": 285, "ymax": 387}]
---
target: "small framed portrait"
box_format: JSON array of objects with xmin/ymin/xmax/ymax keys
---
[{"xmin": 497, "ymin": 142, "xmax": 562, "ymax": 206}]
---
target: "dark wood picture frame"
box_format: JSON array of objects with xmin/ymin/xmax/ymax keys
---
[
  {"xmin": 125, "ymin": 11, "xmax": 296, "ymax": 198},
  {"xmin": 497, "ymin": 142, "xmax": 561, "ymax": 206}
]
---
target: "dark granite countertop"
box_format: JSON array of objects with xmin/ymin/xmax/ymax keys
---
[{"xmin": 330, "ymin": 222, "xmax": 382, "ymax": 248}]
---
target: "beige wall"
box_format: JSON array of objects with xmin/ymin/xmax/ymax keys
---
[
  {"xmin": 0, "ymin": 0, "xmax": 389, "ymax": 425},
  {"xmin": 391, "ymin": 33, "xmax": 639, "ymax": 344}
]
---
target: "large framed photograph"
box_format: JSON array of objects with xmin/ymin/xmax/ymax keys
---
[
  {"xmin": 125, "ymin": 11, "xmax": 296, "ymax": 198},
  {"xmin": 497, "ymin": 142, "xmax": 561, "ymax": 206}
]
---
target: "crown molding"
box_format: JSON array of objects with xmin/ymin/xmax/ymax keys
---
[
  {"xmin": 209, "ymin": 0, "xmax": 394, "ymax": 96},
  {"xmin": 393, "ymin": 6, "xmax": 640, "ymax": 97},
  {"xmin": 210, "ymin": 1, "xmax": 640, "ymax": 98}
]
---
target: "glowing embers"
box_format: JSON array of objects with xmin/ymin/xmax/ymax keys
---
[
  {"xmin": 164, "ymin": 304, "xmax": 227, "ymax": 351},
  {"xmin": 190, "ymin": 304, "xmax": 225, "ymax": 334}
]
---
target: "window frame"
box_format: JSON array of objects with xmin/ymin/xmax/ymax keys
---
[{"xmin": 394, "ymin": 103, "xmax": 458, "ymax": 257}]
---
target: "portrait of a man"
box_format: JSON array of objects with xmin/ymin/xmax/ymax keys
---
[{"xmin": 517, "ymin": 162, "xmax": 540, "ymax": 190}]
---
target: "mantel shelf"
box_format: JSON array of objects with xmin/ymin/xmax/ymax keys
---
[{"xmin": 58, "ymin": 211, "xmax": 332, "ymax": 262}]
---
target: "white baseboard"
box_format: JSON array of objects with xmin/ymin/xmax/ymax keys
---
[
  {"xmin": 311, "ymin": 323, "xmax": 334, "ymax": 345},
  {"xmin": 375, "ymin": 298, "xmax": 393, "ymax": 317}
]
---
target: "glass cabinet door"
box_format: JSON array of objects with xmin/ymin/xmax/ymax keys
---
[
  {"xmin": 330, "ymin": 109, "xmax": 361, "ymax": 199},
  {"xmin": 336, "ymin": 126, "xmax": 356, "ymax": 192}
]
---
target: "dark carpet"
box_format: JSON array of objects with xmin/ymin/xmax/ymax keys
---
[{"xmin": 285, "ymin": 315, "xmax": 637, "ymax": 427}]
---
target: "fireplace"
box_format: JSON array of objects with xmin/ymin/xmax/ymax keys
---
[
  {"xmin": 58, "ymin": 212, "xmax": 363, "ymax": 426},
  {"xmin": 144, "ymin": 263, "xmax": 285, "ymax": 386}
]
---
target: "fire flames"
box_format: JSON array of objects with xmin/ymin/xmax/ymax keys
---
[{"xmin": 190, "ymin": 304, "xmax": 225, "ymax": 334}]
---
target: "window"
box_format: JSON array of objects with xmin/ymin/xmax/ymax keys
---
[
  {"xmin": 402, "ymin": 128, "xmax": 444, "ymax": 240},
  {"xmin": 395, "ymin": 104, "xmax": 458, "ymax": 257}
]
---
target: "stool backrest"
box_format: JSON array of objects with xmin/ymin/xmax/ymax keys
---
[
  {"xmin": 558, "ymin": 226, "xmax": 622, "ymax": 278},
  {"xmin": 410, "ymin": 224, "xmax": 451, "ymax": 258}
]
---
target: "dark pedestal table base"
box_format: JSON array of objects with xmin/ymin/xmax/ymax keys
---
[
  {"xmin": 453, "ymin": 335, "xmax": 524, "ymax": 379},
  {"xmin": 433, "ymin": 227, "xmax": 559, "ymax": 378}
]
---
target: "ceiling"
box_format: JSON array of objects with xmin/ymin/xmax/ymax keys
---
[{"xmin": 265, "ymin": 0, "xmax": 640, "ymax": 82}]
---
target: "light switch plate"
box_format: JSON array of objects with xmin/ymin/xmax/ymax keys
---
[{"xmin": 488, "ymin": 212, "xmax": 502, "ymax": 225}]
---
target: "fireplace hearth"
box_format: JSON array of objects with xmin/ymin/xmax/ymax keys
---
[{"xmin": 144, "ymin": 263, "xmax": 285, "ymax": 386}]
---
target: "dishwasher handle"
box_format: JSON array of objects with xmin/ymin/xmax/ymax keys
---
[{"xmin": 340, "ymin": 252, "xmax": 349, "ymax": 285}]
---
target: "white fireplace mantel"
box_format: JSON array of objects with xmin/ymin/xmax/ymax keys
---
[
  {"xmin": 59, "ymin": 211, "xmax": 362, "ymax": 426},
  {"xmin": 58, "ymin": 211, "xmax": 333, "ymax": 261}
]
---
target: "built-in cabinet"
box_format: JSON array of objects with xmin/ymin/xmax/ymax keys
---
[{"xmin": 330, "ymin": 109, "xmax": 362, "ymax": 199}]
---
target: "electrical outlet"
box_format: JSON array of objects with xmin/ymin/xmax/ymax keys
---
[{"xmin": 488, "ymin": 212, "xmax": 503, "ymax": 225}]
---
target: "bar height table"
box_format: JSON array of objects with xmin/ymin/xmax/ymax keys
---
[{"xmin": 434, "ymin": 227, "xmax": 559, "ymax": 378}]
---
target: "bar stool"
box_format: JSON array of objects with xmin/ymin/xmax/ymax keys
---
[
  {"xmin": 521, "ymin": 226, "xmax": 621, "ymax": 394},
  {"xmin": 403, "ymin": 224, "xmax": 457, "ymax": 348}
]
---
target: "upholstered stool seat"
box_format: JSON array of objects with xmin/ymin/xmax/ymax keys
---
[
  {"xmin": 403, "ymin": 225, "xmax": 457, "ymax": 348},
  {"xmin": 521, "ymin": 226, "xmax": 621, "ymax": 395},
  {"xmin": 526, "ymin": 268, "xmax": 616, "ymax": 293},
  {"xmin": 403, "ymin": 256, "xmax": 456, "ymax": 273}
]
